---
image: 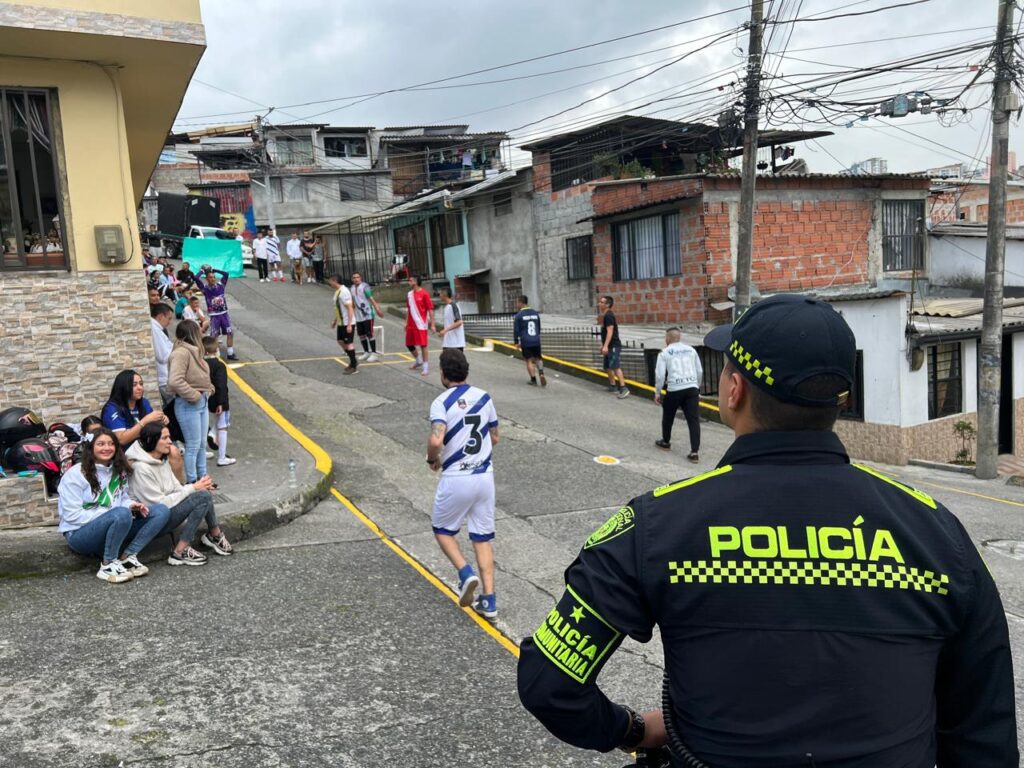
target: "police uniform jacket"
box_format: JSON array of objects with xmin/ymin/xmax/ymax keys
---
[{"xmin": 517, "ymin": 430, "xmax": 1018, "ymax": 767}]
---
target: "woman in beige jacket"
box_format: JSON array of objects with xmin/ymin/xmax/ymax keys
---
[
  {"xmin": 127, "ymin": 422, "xmax": 232, "ymax": 566},
  {"xmin": 167, "ymin": 319, "xmax": 214, "ymax": 483}
]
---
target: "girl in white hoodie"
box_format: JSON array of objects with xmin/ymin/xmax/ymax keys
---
[
  {"xmin": 127, "ymin": 422, "xmax": 232, "ymax": 566},
  {"xmin": 58, "ymin": 428, "xmax": 171, "ymax": 583}
]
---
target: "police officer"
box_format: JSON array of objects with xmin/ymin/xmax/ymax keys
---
[{"xmin": 517, "ymin": 294, "xmax": 1018, "ymax": 767}]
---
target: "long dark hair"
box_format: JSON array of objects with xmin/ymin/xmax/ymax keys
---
[
  {"xmin": 107, "ymin": 369, "xmax": 140, "ymax": 410},
  {"xmin": 80, "ymin": 428, "xmax": 133, "ymax": 496},
  {"xmin": 137, "ymin": 422, "xmax": 166, "ymax": 456}
]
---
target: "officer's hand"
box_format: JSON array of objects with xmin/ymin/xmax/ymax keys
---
[
  {"xmin": 638, "ymin": 710, "xmax": 667, "ymax": 749},
  {"xmin": 653, "ymin": 394, "xmax": 661, "ymax": 405}
]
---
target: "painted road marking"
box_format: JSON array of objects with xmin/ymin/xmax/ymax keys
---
[
  {"xmin": 229, "ymin": 365, "xmax": 520, "ymax": 659},
  {"xmin": 594, "ymin": 455, "xmax": 621, "ymax": 466},
  {"xmin": 487, "ymin": 338, "xmax": 720, "ymax": 413},
  {"xmin": 232, "ymin": 353, "xmax": 411, "ymax": 368}
]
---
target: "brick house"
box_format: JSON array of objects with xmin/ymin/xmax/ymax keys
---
[
  {"xmin": 929, "ymin": 178, "xmax": 1024, "ymax": 224},
  {"xmin": 583, "ymin": 173, "xmax": 932, "ymax": 324}
]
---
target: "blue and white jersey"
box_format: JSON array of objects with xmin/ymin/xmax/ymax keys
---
[{"xmin": 429, "ymin": 384, "xmax": 498, "ymax": 476}]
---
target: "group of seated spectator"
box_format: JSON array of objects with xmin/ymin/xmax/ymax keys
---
[
  {"xmin": 57, "ymin": 364, "xmax": 232, "ymax": 583},
  {"xmin": 55, "ymin": 246, "xmax": 238, "ymax": 584}
]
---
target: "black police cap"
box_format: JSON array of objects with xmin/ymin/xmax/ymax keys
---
[{"xmin": 703, "ymin": 294, "xmax": 857, "ymax": 407}]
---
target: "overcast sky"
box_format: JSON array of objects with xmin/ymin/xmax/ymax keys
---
[{"xmin": 174, "ymin": 0, "xmax": 1013, "ymax": 174}]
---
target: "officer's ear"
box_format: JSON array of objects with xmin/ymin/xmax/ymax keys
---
[{"xmin": 721, "ymin": 363, "xmax": 749, "ymax": 416}]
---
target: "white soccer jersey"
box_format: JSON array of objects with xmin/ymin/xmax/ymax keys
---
[
  {"xmin": 429, "ymin": 384, "xmax": 498, "ymax": 476},
  {"xmin": 353, "ymin": 283, "xmax": 375, "ymax": 322},
  {"xmin": 334, "ymin": 285, "xmax": 354, "ymax": 326},
  {"xmin": 442, "ymin": 302, "xmax": 466, "ymax": 348}
]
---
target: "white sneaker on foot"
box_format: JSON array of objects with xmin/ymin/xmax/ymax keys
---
[
  {"xmin": 359, "ymin": 352, "xmax": 370, "ymax": 361},
  {"xmin": 97, "ymin": 560, "xmax": 133, "ymax": 583},
  {"xmin": 216, "ymin": 457, "xmax": 237, "ymax": 466},
  {"xmin": 120, "ymin": 555, "xmax": 149, "ymax": 578},
  {"xmin": 367, "ymin": 353, "xmax": 380, "ymax": 363}
]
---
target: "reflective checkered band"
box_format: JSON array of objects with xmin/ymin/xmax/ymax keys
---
[
  {"xmin": 728, "ymin": 340, "xmax": 774, "ymax": 386},
  {"xmin": 668, "ymin": 559, "xmax": 949, "ymax": 595}
]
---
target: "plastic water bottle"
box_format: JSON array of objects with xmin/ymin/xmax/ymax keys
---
[{"xmin": 288, "ymin": 458, "xmax": 297, "ymax": 488}]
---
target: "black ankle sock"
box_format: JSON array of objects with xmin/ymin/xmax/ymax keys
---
[
  {"xmin": 369, "ymin": 339, "xmax": 377, "ymax": 352},
  {"xmin": 360, "ymin": 339, "xmax": 369, "ymax": 353}
]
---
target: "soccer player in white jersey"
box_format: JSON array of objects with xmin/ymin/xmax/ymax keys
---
[{"xmin": 426, "ymin": 349, "xmax": 500, "ymax": 619}]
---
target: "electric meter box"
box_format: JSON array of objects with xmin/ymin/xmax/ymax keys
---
[{"xmin": 94, "ymin": 225, "xmax": 128, "ymax": 264}]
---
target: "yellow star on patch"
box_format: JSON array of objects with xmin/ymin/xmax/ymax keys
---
[{"xmin": 570, "ymin": 606, "xmax": 585, "ymax": 622}]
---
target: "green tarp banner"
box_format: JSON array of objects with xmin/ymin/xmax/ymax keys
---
[{"xmin": 182, "ymin": 238, "xmax": 245, "ymax": 278}]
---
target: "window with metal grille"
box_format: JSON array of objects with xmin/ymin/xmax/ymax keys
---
[
  {"xmin": 0, "ymin": 88, "xmax": 69, "ymax": 271},
  {"xmin": 338, "ymin": 175, "xmax": 377, "ymax": 201},
  {"xmin": 274, "ymin": 137, "xmax": 313, "ymax": 166},
  {"xmin": 927, "ymin": 342, "xmax": 962, "ymax": 419},
  {"xmin": 440, "ymin": 212, "xmax": 464, "ymax": 248},
  {"xmin": 612, "ymin": 212, "xmax": 681, "ymax": 281},
  {"xmin": 566, "ymin": 235, "xmax": 593, "ymax": 280},
  {"xmin": 882, "ymin": 199, "xmax": 925, "ymax": 271},
  {"xmin": 838, "ymin": 350, "xmax": 865, "ymax": 421},
  {"xmin": 493, "ymin": 190, "xmax": 512, "ymax": 216},
  {"xmin": 324, "ymin": 137, "xmax": 367, "ymax": 158}
]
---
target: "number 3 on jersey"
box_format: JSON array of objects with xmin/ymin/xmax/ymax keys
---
[{"xmin": 464, "ymin": 414, "xmax": 484, "ymax": 455}]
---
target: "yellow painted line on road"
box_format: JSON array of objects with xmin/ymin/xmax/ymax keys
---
[
  {"xmin": 227, "ymin": 366, "xmax": 333, "ymax": 475},
  {"xmin": 487, "ymin": 338, "xmax": 720, "ymax": 413},
  {"xmin": 913, "ymin": 479, "xmax": 1024, "ymax": 509},
  {"xmin": 232, "ymin": 363, "xmax": 519, "ymax": 659},
  {"xmin": 233, "ymin": 353, "xmax": 411, "ymax": 368},
  {"xmin": 330, "ymin": 488, "xmax": 520, "ymax": 658}
]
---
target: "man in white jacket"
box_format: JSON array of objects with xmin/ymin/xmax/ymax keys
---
[{"xmin": 653, "ymin": 327, "xmax": 703, "ymax": 461}]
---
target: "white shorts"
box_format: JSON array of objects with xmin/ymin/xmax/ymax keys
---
[
  {"xmin": 215, "ymin": 410, "xmax": 230, "ymax": 430},
  {"xmin": 432, "ymin": 473, "xmax": 495, "ymax": 542}
]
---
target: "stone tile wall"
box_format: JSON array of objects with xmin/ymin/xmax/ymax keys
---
[
  {"xmin": 0, "ymin": 269, "xmax": 156, "ymax": 528},
  {"xmin": 836, "ymin": 410, "xmax": 988, "ymax": 466},
  {"xmin": 0, "ymin": 474, "xmax": 55, "ymax": 529}
]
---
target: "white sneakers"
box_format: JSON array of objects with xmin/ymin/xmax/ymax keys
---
[
  {"xmin": 97, "ymin": 560, "xmax": 133, "ymax": 583},
  {"xmin": 216, "ymin": 457, "xmax": 237, "ymax": 466},
  {"xmin": 359, "ymin": 352, "xmax": 370, "ymax": 361},
  {"xmin": 367, "ymin": 353, "xmax": 380, "ymax": 363},
  {"xmin": 120, "ymin": 555, "xmax": 149, "ymax": 578}
]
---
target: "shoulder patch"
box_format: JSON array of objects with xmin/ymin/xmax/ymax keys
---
[
  {"xmin": 852, "ymin": 464, "xmax": 937, "ymax": 509},
  {"xmin": 585, "ymin": 506, "xmax": 635, "ymax": 549},
  {"xmin": 653, "ymin": 465, "xmax": 733, "ymax": 498}
]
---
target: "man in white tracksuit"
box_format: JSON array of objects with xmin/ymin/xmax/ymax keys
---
[{"xmin": 653, "ymin": 326, "xmax": 703, "ymax": 461}]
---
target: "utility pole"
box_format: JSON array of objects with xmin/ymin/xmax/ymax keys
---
[
  {"xmin": 255, "ymin": 113, "xmax": 276, "ymax": 232},
  {"xmin": 976, "ymin": 0, "xmax": 1015, "ymax": 479},
  {"xmin": 734, "ymin": 0, "xmax": 764, "ymax": 318}
]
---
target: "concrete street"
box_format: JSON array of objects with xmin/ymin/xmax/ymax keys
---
[{"xmin": 2, "ymin": 274, "xmax": 1022, "ymax": 765}]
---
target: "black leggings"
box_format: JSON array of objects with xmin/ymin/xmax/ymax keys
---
[
  {"xmin": 662, "ymin": 388, "xmax": 701, "ymax": 452},
  {"xmin": 256, "ymin": 259, "xmax": 268, "ymax": 280}
]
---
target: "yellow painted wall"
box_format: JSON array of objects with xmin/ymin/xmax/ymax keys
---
[
  {"xmin": 2, "ymin": 0, "xmax": 201, "ymax": 23},
  {"xmin": 0, "ymin": 57, "xmax": 140, "ymax": 272}
]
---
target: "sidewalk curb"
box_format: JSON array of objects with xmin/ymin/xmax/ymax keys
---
[
  {"xmin": 0, "ymin": 467, "xmax": 334, "ymax": 580},
  {"xmin": 908, "ymin": 458, "xmax": 978, "ymax": 476}
]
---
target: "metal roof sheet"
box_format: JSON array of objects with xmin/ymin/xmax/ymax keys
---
[{"xmin": 912, "ymin": 297, "xmax": 1024, "ymax": 317}]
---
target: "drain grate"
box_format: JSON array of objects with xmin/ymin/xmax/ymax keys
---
[{"xmin": 982, "ymin": 539, "xmax": 1024, "ymax": 560}]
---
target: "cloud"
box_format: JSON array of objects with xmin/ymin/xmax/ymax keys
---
[{"xmin": 177, "ymin": 0, "xmax": 1009, "ymax": 174}]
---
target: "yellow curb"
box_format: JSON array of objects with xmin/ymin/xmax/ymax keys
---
[{"xmin": 229, "ymin": 363, "xmax": 519, "ymax": 659}]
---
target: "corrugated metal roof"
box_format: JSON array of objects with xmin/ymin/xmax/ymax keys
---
[
  {"xmin": 449, "ymin": 169, "xmax": 522, "ymax": 201},
  {"xmin": 912, "ymin": 297, "xmax": 1024, "ymax": 317},
  {"xmin": 910, "ymin": 305, "xmax": 1024, "ymax": 337},
  {"xmin": 808, "ymin": 287, "xmax": 905, "ymax": 302},
  {"xmin": 380, "ymin": 132, "xmax": 506, "ymax": 143}
]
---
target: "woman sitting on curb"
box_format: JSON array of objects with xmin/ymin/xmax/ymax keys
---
[
  {"xmin": 127, "ymin": 423, "xmax": 232, "ymax": 566},
  {"xmin": 57, "ymin": 428, "xmax": 171, "ymax": 584}
]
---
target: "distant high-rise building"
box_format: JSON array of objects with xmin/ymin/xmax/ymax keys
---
[{"xmin": 848, "ymin": 157, "xmax": 888, "ymax": 175}]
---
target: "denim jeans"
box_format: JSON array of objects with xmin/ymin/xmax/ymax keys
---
[
  {"xmin": 175, "ymin": 394, "xmax": 209, "ymax": 482},
  {"xmin": 66, "ymin": 504, "xmax": 171, "ymax": 562},
  {"xmin": 161, "ymin": 490, "xmax": 218, "ymax": 544}
]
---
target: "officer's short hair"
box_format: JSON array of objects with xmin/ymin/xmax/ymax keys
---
[
  {"xmin": 729, "ymin": 361, "xmax": 845, "ymax": 431},
  {"xmin": 440, "ymin": 349, "xmax": 469, "ymax": 383}
]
